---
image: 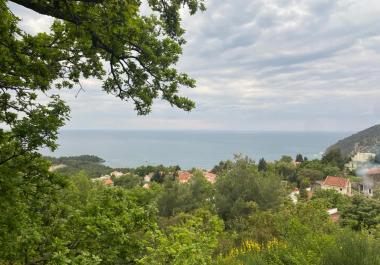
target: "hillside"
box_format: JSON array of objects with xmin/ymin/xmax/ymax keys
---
[
  {"xmin": 45, "ymin": 155, "xmax": 112, "ymax": 178},
  {"xmin": 326, "ymin": 124, "xmax": 380, "ymax": 158}
]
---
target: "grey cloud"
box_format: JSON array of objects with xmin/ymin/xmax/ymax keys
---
[{"xmin": 8, "ymin": 0, "xmax": 380, "ymax": 131}]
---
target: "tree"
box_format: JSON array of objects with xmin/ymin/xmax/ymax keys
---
[
  {"xmin": 215, "ymin": 156, "xmax": 283, "ymax": 224},
  {"xmin": 113, "ymin": 174, "xmax": 142, "ymax": 188},
  {"xmin": 140, "ymin": 209, "xmax": 223, "ymax": 265},
  {"xmin": 211, "ymin": 160, "xmax": 234, "ymax": 174},
  {"xmin": 322, "ymin": 148, "xmax": 346, "ymax": 169},
  {"xmin": 0, "ymin": 168, "xmax": 160, "ymax": 264},
  {"xmin": 312, "ymin": 189, "xmax": 351, "ymax": 210},
  {"xmin": 158, "ymin": 170, "xmax": 214, "ymax": 217},
  {"xmin": 341, "ymin": 195, "xmax": 380, "ymax": 231},
  {"xmin": 0, "ymin": 151, "xmax": 68, "ymax": 263},
  {"xmin": 280, "ymin": 155, "xmax": 293, "ymax": 163},
  {"xmin": 258, "ymin": 158, "xmax": 268, "ymax": 172},
  {"xmin": 297, "ymin": 168, "xmax": 324, "ymax": 183},
  {"xmin": 274, "ymin": 160, "xmax": 297, "ymax": 182},
  {"xmin": 1, "ymin": 0, "xmax": 204, "ymax": 159},
  {"xmin": 295, "ymin": 154, "xmax": 304, "ymax": 163}
]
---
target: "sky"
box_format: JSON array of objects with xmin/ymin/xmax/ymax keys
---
[{"xmin": 8, "ymin": 0, "xmax": 380, "ymax": 132}]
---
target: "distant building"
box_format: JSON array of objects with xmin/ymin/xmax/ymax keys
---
[
  {"xmin": 103, "ymin": 178, "xmax": 114, "ymax": 185},
  {"xmin": 144, "ymin": 173, "xmax": 153, "ymax": 183},
  {"xmin": 203, "ymin": 172, "xmax": 217, "ymax": 184},
  {"xmin": 327, "ymin": 208, "xmax": 340, "ymax": 223},
  {"xmin": 177, "ymin": 171, "xmax": 193, "ymax": 183},
  {"xmin": 177, "ymin": 171, "xmax": 217, "ymax": 184},
  {"xmin": 110, "ymin": 171, "xmax": 124, "ymax": 178},
  {"xmin": 321, "ymin": 176, "xmax": 352, "ymax": 196},
  {"xmin": 346, "ymin": 152, "xmax": 376, "ymax": 171},
  {"xmin": 48, "ymin": 164, "xmax": 66, "ymax": 172},
  {"xmin": 289, "ymin": 188, "xmax": 299, "ymax": 204},
  {"xmin": 358, "ymin": 167, "xmax": 380, "ymax": 197},
  {"xmin": 93, "ymin": 175, "xmax": 113, "ymax": 186}
]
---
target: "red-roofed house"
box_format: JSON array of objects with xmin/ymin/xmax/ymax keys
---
[
  {"xmin": 177, "ymin": 171, "xmax": 217, "ymax": 184},
  {"xmin": 203, "ymin": 172, "xmax": 217, "ymax": 184},
  {"xmin": 321, "ymin": 176, "xmax": 351, "ymax": 196},
  {"xmin": 103, "ymin": 178, "xmax": 114, "ymax": 186},
  {"xmin": 178, "ymin": 171, "xmax": 193, "ymax": 183}
]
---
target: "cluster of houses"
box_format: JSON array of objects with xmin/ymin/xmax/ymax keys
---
[
  {"xmin": 90, "ymin": 151, "xmax": 380, "ymax": 224},
  {"xmin": 289, "ymin": 151, "xmax": 380, "ymax": 222},
  {"xmin": 177, "ymin": 170, "xmax": 217, "ymax": 184},
  {"xmin": 92, "ymin": 171, "xmax": 124, "ymax": 185},
  {"xmin": 94, "ymin": 169, "xmax": 218, "ymax": 187}
]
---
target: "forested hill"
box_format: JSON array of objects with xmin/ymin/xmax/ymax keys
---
[{"xmin": 326, "ymin": 124, "xmax": 380, "ymax": 158}]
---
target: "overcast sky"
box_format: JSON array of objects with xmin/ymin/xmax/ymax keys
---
[{"xmin": 9, "ymin": 0, "xmax": 380, "ymax": 131}]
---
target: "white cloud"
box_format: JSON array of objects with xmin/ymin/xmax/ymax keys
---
[{"xmin": 8, "ymin": 0, "xmax": 380, "ymax": 131}]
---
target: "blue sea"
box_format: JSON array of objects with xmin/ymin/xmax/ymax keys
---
[{"xmin": 41, "ymin": 130, "xmax": 351, "ymax": 170}]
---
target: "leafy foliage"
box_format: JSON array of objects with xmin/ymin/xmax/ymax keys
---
[
  {"xmin": 322, "ymin": 148, "xmax": 346, "ymax": 170},
  {"xmin": 1, "ymin": 0, "xmax": 205, "ymax": 169},
  {"xmin": 215, "ymin": 156, "xmax": 284, "ymax": 224},
  {"xmin": 158, "ymin": 170, "xmax": 214, "ymax": 217}
]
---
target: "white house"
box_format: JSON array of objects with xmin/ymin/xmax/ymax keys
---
[{"xmin": 346, "ymin": 152, "xmax": 376, "ymax": 171}]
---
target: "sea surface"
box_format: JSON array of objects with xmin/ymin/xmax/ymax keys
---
[{"xmin": 41, "ymin": 130, "xmax": 351, "ymax": 170}]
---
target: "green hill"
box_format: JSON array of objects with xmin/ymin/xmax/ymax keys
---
[{"xmin": 326, "ymin": 124, "xmax": 380, "ymax": 158}]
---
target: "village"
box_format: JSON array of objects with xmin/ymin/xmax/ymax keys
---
[{"xmin": 90, "ymin": 150, "xmax": 380, "ymax": 223}]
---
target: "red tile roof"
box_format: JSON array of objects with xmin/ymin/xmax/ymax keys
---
[
  {"xmin": 103, "ymin": 179, "xmax": 113, "ymax": 185},
  {"xmin": 177, "ymin": 171, "xmax": 218, "ymax": 184},
  {"xmin": 367, "ymin": 167, "xmax": 380, "ymax": 175},
  {"xmin": 178, "ymin": 171, "xmax": 193, "ymax": 183},
  {"xmin": 204, "ymin": 172, "xmax": 217, "ymax": 183},
  {"xmin": 322, "ymin": 176, "xmax": 349, "ymax": 188}
]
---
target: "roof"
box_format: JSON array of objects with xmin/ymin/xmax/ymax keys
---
[
  {"xmin": 322, "ymin": 176, "xmax": 349, "ymax": 188},
  {"xmin": 327, "ymin": 208, "xmax": 340, "ymax": 222},
  {"xmin": 177, "ymin": 171, "xmax": 218, "ymax": 184},
  {"xmin": 178, "ymin": 171, "xmax": 193, "ymax": 183},
  {"xmin": 103, "ymin": 179, "xmax": 113, "ymax": 185},
  {"xmin": 367, "ymin": 167, "xmax": 380, "ymax": 175},
  {"xmin": 204, "ymin": 172, "xmax": 217, "ymax": 183}
]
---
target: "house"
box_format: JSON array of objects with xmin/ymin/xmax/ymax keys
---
[
  {"xmin": 321, "ymin": 176, "xmax": 351, "ymax": 196},
  {"xmin": 289, "ymin": 188, "xmax": 299, "ymax": 204},
  {"xmin": 93, "ymin": 175, "xmax": 113, "ymax": 185},
  {"xmin": 177, "ymin": 171, "xmax": 193, "ymax": 183},
  {"xmin": 327, "ymin": 208, "xmax": 340, "ymax": 223},
  {"xmin": 144, "ymin": 173, "xmax": 153, "ymax": 183},
  {"xmin": 110, "ymin": 171, "xmax": 124, "ymax": 178},
  {"xmin": 358, "ymin": 167, "xmax": 380, "ymax": 197},
  {"xmin": 203, "ymin": 172, "xmax": 217, "ymax": 184},
  {"xmin": 103, "ymin": 178, "xmax": 114, "ymax": 185},
  {"xmin": 177, "ymin": 171, "xmax": 217, "ymax": 184},
  {"xmin": 346, "ymin": 152, "xmax": 376, "ymax": 171}
]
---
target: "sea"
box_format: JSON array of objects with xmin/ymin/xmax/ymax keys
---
[{"xmin": 41, "ymin": 130, "xmax": 352, "ymax": 170}]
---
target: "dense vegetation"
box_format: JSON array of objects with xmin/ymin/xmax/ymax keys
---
[
  {"xmin": 45, "ymin": 155, "xmax": 112, "ymax": 178},
  {"xmin": 2, "ymin": 152, "xmax": 380, "ymax": 264}
]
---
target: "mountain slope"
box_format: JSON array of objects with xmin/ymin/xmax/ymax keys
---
[{"xmin": 326, "ymin": 124, "xmax": 380, "ymax": 158}]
